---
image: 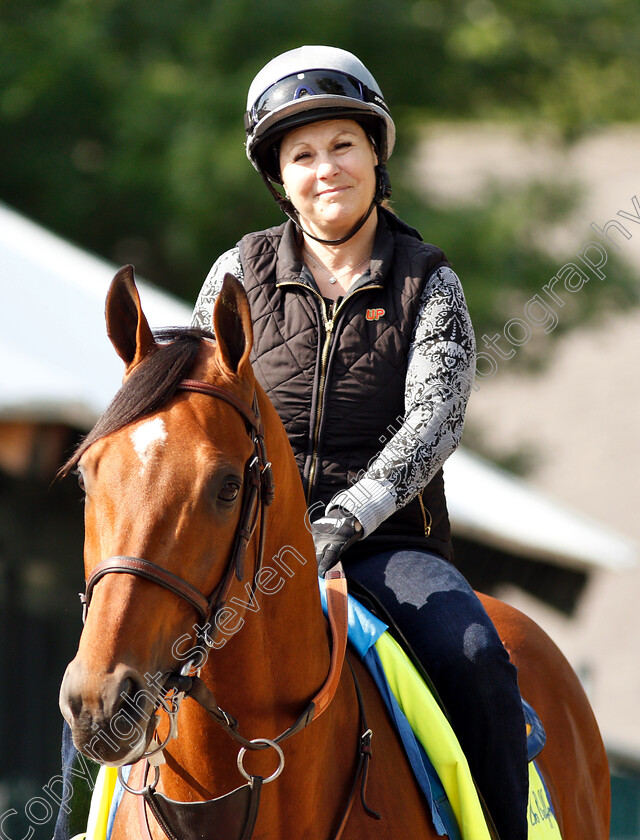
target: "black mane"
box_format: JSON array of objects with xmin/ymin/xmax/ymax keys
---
[{"xmin": 60, "ymin": 327, "xmax": 213, "ymax": 476}]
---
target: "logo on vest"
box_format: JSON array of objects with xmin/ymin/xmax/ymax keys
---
[{"xmin": 366, "ymin": 308, "xmax": 385, "ymax": 321}]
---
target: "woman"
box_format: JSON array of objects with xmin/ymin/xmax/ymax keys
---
[{"xmin": 192, "ymin": 45, "xmax": 529, "ymax": 840}]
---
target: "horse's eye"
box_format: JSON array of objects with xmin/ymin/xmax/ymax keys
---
[
  {"xmin": 74, "ymin": 469, "xmax": 86, "ymax": 493},
  {"xmin": 219, "ymin": 480, "xmax": 241, "ymax": 503}
]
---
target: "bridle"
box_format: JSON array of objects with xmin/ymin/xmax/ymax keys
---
[
  {"xmin": 81, "ymin": 378, "xmax": 275, "ymax": 647},
  {"xmin": 78, "ymin": 377, "xmax": 376, "ymax": 840}
]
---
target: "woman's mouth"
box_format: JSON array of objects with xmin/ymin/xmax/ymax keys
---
[{"xmin": 317, "ymin": 186, "xmax": 349, "ymax": 197}]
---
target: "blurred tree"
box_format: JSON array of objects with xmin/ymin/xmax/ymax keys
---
[{"xmin": 0, "ymin": 0, "xmax": 638, "ymax": 328}]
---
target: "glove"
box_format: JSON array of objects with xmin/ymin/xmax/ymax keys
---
[{"xmin": 311, "ymin": 506, "xmax": 363, "ymax": 577}]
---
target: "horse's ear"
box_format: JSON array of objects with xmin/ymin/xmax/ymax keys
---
[
  {"xmin": 105, "ymin": 265, "xmax": 157, "ymax": 372},
  {"xmin": 213, "ymin": 274, "xmax": 253, "ymax": 376}
]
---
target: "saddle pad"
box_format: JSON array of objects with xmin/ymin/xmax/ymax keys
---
[
  {"xmin": 528, "ymin": 762, "xmax": 562, "ymax": 838},
  {"xmin": 70, "ymin": 763, "xmax": 117, "ymax": 840},
  {"xmin": 319, "ymin": 579, "xmax": 563, "ymax": 840}
]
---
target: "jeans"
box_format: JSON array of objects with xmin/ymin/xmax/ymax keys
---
[
  {"xmin": 52, "ymin": 721, "xmax": 93, "ymax": 840},
  {"xmin": 345, "ymin": 548, "xmax": 529, "ymax": 840}
]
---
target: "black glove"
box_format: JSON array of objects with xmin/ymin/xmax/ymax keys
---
[{"xmin": 311, "ymin": 506, "xmax": 363, "ymax": 577}]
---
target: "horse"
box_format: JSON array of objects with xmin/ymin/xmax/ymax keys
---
[{"xmin": 59, "ymin": 266, "xmax": 610, "ymax": 840}]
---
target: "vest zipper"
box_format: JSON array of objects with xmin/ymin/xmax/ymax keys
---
[
  {"xmin": 418, "ymin": 494, "xmax": 432, "ymax": 537},
  {"xmin": 307, "ymin": 296, "xmax": 338, "ymax": 501},
  {"xmin": 276, "ymin": 279, "xmax": 383, "ymax": 505},
  {"xmin": 306, "ymin": 284, "xmax": 385, "ymax": 503}
]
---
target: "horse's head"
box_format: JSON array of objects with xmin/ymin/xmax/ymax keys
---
[{"xmin": 59, "ymin": 266, "xmax": 284, "ymax": 765}]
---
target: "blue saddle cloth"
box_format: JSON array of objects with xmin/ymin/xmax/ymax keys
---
[{"xmin": 319, "ymin": 579, "xmax": 462, "ymax": 838}]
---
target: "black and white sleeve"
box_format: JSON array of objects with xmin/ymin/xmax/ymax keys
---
[
  {"xmin": 190, "ymin": 247, "xmax": 244, "ymax": 331},
  {"xmin": 328, "ymin": 266, "xmax": 476, "ymax": 537}
]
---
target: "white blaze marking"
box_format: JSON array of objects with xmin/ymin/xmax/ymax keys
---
[{"xmin": 131, "ymin": 417, "xmax": 168, "ymax": 472}]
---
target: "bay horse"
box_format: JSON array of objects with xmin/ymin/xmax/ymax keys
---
[{"xmin": 59, "ymin": 266, "xmax": 610, "ymax": 840}]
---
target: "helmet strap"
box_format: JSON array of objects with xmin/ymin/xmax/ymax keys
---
[{"xmin": 259, "ymin": 164, "xmax": 392, "ymax": 247}]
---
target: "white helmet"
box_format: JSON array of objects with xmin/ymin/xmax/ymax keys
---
[{"xmin": 245, "ymin": 45, "xmax": 396, "ymax": 183}]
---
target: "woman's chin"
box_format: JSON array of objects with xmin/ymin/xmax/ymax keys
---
[{"xmin": 304, "ymin": 205, "xmax": 373, "ymax": 240}]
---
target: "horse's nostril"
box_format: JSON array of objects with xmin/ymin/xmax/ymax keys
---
[
  {"xmin": 68, "ymin": 694, "xmax": 82, "ymax": 719},
  {"xmin": 108, "ymin": 669, "xmax": 146, "ymax": 718},
  {"xmin": 116, "ymin": 676, "xmax": 136, "ymax": 706},
  {"xmin": 59, "ymin": 661, "xmax": 89, "ymax": 725},
  {"xmin": 107, "ymin": 667, "xmax": 161, "ymax": 732}
]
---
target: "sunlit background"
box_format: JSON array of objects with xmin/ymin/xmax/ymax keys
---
[{"xmin": 1, "ymin": 1, "xmax": 639, "ymax": 836}]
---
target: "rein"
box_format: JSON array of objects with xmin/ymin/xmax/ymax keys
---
[{"xmin": 80, "ymin": 378, "xmax": 373, "ymax": 840}]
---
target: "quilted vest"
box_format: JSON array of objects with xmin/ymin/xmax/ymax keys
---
[{"xmin": 238, "ymin": 208, "xmax": 454, "ymax": 561}]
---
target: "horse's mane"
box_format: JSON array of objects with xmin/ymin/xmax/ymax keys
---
[{"xmin": 60, "ymin": 327, "xmax": 214, "ymax": 477}]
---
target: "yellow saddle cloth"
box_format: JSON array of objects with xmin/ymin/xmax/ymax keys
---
[{"xmin": 375, "ymin": 630, "xmax": 562, "ymax": 839}]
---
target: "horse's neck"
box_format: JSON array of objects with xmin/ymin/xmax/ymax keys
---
[
  {"xmin": 209, "ymin": 501, "xmax": 329, "ymax": 723},
  {"xmin": 165, "ymin": 400, "xmax": 332, "ymax": 793},
  {"xmin": 214, "ymin": 404, "xmax": 330, "ymax": 718}
]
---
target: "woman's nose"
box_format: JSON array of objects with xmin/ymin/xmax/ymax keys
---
[{"xmin": 316, "ymin": 154, "xmax": 339, "ymax": 179}]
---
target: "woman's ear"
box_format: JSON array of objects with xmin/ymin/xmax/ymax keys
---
[{"xmin": 375, "ymin": 164, "xmax": 392, "ymax": 201}]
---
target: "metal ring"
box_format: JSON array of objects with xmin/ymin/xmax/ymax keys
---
[
  {"xmin": 141, "ymin": 725, "xmax": 174, "ymax": 761},
  {"xmin": 141, "ymin": 695, "xmax": 182, "ymax": 760},
  {"xmin": 236, "ymin": 738, "xmax": 285, "ymax": 784},
  {"xmin": 118, "ymin": 762, "xmax": 160, "ymax": 795}
]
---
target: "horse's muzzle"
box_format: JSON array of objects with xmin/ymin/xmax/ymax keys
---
[{"xmin": 59, "ymin": 659, "xmax": 158, "ymax": 765}]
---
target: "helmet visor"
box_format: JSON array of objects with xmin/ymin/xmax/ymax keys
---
[{"xmin": 245, "ymin": 69, "xmax": 389, "ymax": 133}]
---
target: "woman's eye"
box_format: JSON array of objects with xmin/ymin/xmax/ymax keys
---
[
  {"xmin": 219, "ymin": 481, "xmax": 241, "ymax": 503},
  {"xmin": 294, "ymin": 151, "xmax": 311, "ymax": 162}
]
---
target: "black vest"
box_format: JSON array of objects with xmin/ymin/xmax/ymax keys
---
[{"xmin": 239, "ymin": 209, "xmax": 453, "ymax": 561}]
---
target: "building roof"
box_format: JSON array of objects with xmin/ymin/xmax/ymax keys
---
[
  {"xmin": 0, "ymin": 201, "xmax": 192, "ymax": 428},
  {"xmin": 445, "ymin": 447, "xmax": 636, "ymax": 571},
  {"xmin": 0, "ymin": 202, "xmax": 635, "ymax": 573}
]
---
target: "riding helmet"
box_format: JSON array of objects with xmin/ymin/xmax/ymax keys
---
[{"xmin": 244, "ymin": 45, "xmax": 396, "ymax": 184}]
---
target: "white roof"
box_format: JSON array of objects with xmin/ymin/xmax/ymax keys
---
[
  {"xmin": 1, "ymin": 203, "xmax": 635, "ymax": 572},
  {"xmin": 0, "ymin": 202, "xmax": 192, "ymax": 428},
  {"xmin": 445, "ymin": 448, "xmax": 636, "ymax": 572}
]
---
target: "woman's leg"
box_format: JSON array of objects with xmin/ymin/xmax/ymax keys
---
[
  {"xmin": 345, "ymin": 548, "xmax": 529, "ymax": 840},
  {"xmin": 52, "ymin": 721, "xmax": 96, "ymax": 840}
]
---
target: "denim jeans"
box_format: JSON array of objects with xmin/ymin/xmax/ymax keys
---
[
  {"xmin": 52, "ymin": 721, "xmax": 93, "ymax": 840},
  {"xmin": 345, "ymin": 548, "xmax": 529, "ymax": 840}
]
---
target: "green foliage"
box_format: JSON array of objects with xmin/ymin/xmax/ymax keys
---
[
  {"xmin": 393, "ymin": 174, "xmax": 638, "ymax": 351},
  {"xmin": 1, "ymin": 0, "xmax": 639, "ymax": 329}
]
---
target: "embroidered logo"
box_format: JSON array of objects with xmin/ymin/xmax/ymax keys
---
[{"xmin": 366, "ymin": 308, "xmax": 385, "ymax": 321}]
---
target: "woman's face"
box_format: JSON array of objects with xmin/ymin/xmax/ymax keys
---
[{"xmin": 279, "ymin": 119, "xmax": 378, "ymax": 240}]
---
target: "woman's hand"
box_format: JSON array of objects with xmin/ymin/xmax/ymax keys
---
[{"xmin": 311, "ymin": 507, "xmax": 363, "ymax": 577}]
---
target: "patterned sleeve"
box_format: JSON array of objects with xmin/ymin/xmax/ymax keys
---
[
  {"xmin": 328, "ymin": 266, "xmax": 476, "ymax": 538},
  {"xmin": 190, "ymin": 247, "xmax": 244, "ymax": 331}
]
